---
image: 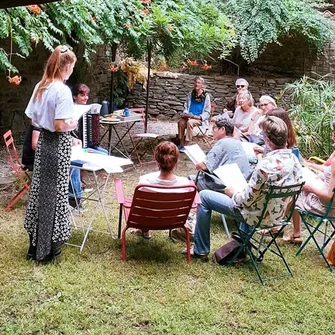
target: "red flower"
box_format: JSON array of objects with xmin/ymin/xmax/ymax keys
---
[
  {"xmin": 141, "ymin": 0, "xmax": 151, "ymax": 3},
  {"xmin": 142, "ymin": 8, "xmax": 150, "ymax": 15},
  {"xmin": 201, "ymin": 63, "xmax": 212, "ymax": 70},
  {"xmin": 186, "ymin": 59, "xmax": 198, "ymax": 66},
  {"xmin": 7, "ymin": 75, "xmax": 22, "ymax": 86},
  {"xmin": 26, "ymin": 5, "xmax": 41, "ymax": 14},
  {"xmin": 91, "ymin": 16, "xmax": 97, "ymax": 22},
  {"xmin": 108, "ymin": 65, "xmax": 118, "ymax": 73},
  {"xmin": 125, "ymin": 23, "xmax": 131, "ymax": 29},
  {"xmin": 167, "ymin": 26, "xmax": 173, "ymax": 33}
]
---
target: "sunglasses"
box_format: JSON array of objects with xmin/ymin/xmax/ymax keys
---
[
  {"xmin": 61, "ymin": 46, "xmax": 68, "ymax": 53},
  {"xmin": 236, "ymin": 85, "xmax": 245, "ymax": 88},
  {"xmin": 259, "ymin": 103, "xmax": 269, "ymax": 108}
]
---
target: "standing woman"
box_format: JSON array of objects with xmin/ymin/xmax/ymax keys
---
[{"xmin": 25, "ymin": 45, "xmax": 77, "ymax": 263}]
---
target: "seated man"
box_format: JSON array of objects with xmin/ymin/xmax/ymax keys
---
[
  {"xmin": 177, "ymin": 76, "xmax": 211, "ymax": 151},
  {"xmin": 192, "ymin": 116, "xmax": 303, "ymax": 260},
  {"xmin": 22, "ymin": 124, "xmax": 83, "ymax": 211},
  {"xmin": 189, "ymin": 116, "xmax": 250, "ymax": 193}
]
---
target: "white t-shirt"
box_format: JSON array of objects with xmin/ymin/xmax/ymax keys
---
[
  {"xmin": 25, "ymin": 81, "xmax": 75, "ymax": 132},
  {"xmin": 139, "ymin": 171, "xmax": 191, "ymax": 192},
  {"xmin": 233, "ymin": 106, "xmax": 257, "ymax": 132}
]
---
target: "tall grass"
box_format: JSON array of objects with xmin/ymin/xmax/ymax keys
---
[{"xmin": 280, "ymin": 76, "xmax": 335, "ymax": 159}]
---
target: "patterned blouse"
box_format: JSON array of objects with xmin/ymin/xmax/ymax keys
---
[{"xmin": 232, "ymin": 149, "xmax": 303, "ymax": 227}]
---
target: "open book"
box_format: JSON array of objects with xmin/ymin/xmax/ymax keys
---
[
  {"xmin": 73, "ymin": 103, "xmax": 101, "ymax": 120},
  {"xmin": 213, "ymin": 163, "xmax": 248, "ymax": 193},
  {"xmin": 184, "ymin": 144, "xmax": 206, "ymax": 164}
]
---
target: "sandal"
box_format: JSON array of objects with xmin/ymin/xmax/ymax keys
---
[
  {"xmin": 257, "ymin": 227, "xmax": 284, "ymax": 237},
  {"xmin": 133, "ymin": 229, "xmax": 152, "ymax": 240},
  {"xmin": 282, "ymin": 234, "xmax": 303, "ymax": 245}
]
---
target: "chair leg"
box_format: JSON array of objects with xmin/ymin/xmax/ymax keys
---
[
  {"xmin": 221, "ymin": 214, "xmax": 231, "ymax": 239},
  {"xmin": 118, "ymin": 205, "xmax": 123, "ymax": 239},
  {"xmin": 121, "ymin": 227, "xmax": 127, "ymax": 262},
  {"xmin": 184, "ymin": 227, "xmax": 191, "ymax": 263},
  {"xmin": 4, "ymin": 186, "xmax": 29, "ymax": 212}
]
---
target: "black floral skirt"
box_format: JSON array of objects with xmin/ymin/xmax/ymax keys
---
[{"xmin": 24, "ymin": 129, "xmax": 72, "ymax": 261}]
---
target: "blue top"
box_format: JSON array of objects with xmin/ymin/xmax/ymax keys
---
[{"xmin": 189, "ymin": 99, "xmax": 205, "ymax": 117}]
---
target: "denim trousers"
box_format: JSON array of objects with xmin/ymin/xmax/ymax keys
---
[
  {"xmin": 68, "ymin": 168, "xmax": 82, "ymax": 198},
  {"xmin": 194, "ymin": 190, "xmax": 250, "ymax": 255}
]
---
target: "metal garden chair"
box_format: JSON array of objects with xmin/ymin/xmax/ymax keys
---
[
  {"xmin": 114, "ymin": 179, "xmax": 197, "ymax": 262},
  {"xmin": 296, "ymin": 188, "xmax": 335, "ymax": 272},
  {"xmin": 3, "ymin": 130, "xmax": 32, "ymax": 211},
  {"xmin": 227, "ymin": 182, "xmax": 304, "ymax": 285}
]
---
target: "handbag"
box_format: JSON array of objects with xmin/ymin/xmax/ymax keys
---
[
  {"xmin": 212, "ymin": 239, "xmax": 246, "ymax": 266},
  {"xmin": 327, "ymin": 241, "xmax": 335, "ymax": 266}
]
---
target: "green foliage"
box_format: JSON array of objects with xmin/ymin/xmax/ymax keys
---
[
  {"xmin": 280, "ymin": 76, "xmax": 335, "ymax": 159},
  {"xmin": 223, "ymin": 0, "xmax": 334, "ymax": 62}
]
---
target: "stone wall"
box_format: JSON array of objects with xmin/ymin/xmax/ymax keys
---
[{"xmin": 125, "ymin": 73, "xmax": 294, "ymax": 120}]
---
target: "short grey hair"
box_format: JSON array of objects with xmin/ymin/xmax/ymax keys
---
[
  {"xmin": 259, "ymin": 95, "xmax": 277, "ymax": 107},
  {"xmin": 194, "ymin": 76, "xmax": 205, "ymax": 85},
  {"xmin": 213, "ymin": 116, "xmax": 234, "ymax": 136},
  {"xmin": 235, "ymin": 78, "xmax": 249, "ymax": 87}
]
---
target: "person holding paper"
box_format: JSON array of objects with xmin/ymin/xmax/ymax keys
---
[
  {"xmin": 287, "ymin": 144, "xmax": 335, "ymax": 244},
  {"xmin": 192, "ymin": 116, "xmax": 303, "ymax": 260},
  {"xmin": 24, "ymin": 45, "xmax": 77, "ymax": 263},
  {"xmin": 177, "ymin": 76, "xmax": 211, "ymax": 151},
  {"xmin": 189, "ymin": 117, "xmax": 249, "ymax": 193}
]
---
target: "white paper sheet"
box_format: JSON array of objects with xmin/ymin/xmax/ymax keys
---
[
  {"xmin": 213, "ymin": 163, "xmax": 248, "ymax": 193},
  {"xmin": 73, "ymin": 103, "xmax": 101, "ymax": 120},
  {"xmin": 302, "ymin": 167, "xmax": 325, "ymax": 190},
  {"xmin": 184, "ymin": 144, "xmax": 206, "ymax": 164},
  {"xmin": 71, "ymin": 147, "xmax": 133, "ymax": 173}
]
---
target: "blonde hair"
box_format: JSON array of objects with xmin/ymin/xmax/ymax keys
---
[{"xmin": 34, "ymin": 45, "xmax": 77, "ymax": 101}]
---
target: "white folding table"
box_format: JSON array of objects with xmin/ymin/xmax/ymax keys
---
[{"xmin": 67, "ymin": 150, "xmax": 133, "ymax": 251}]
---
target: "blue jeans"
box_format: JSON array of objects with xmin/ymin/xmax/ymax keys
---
[
  {"xmin": 194, "ymin": 190, "xmax": 249, "ymax": 255},
  {"xmin": 69, "ymin": 168, "xmax": 82, "ymax": 198}
]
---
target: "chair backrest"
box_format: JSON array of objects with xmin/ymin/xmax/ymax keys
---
[
  {"xmin": 256, "ymin": 182, "xmax": 305, "ymax": 227},
  {"xmin": 127, "ymin": 183, "xmax": 197, "ymax": 230},
  {"xmin": 3, "ymin": 130, "xmax": 21, "ymax": 172}
]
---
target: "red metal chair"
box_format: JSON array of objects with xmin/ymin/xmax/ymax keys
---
[
  {"xmin": 3, "ymin": 130, "xmax": 32, "ymax": 211},
  {"xmin": 114, "ymin": 179, "xmax": 197, "ymax": 262}
]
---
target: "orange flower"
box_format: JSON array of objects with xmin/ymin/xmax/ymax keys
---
[
  {"xmin": 201, "ymin": 63, "xmax": 212, "ymax": 70},
  {"xmin": 142, "ymin": 8, "xmax": 150, "ymax": 15},
  {"xmin": 7, "ymin": 75, "xmax": 22, "ymax": 86},
  {"xmin": 26, "ymin": 5, "xmax": 41, "ymax": 14},
  {"xmin": 186, "ymin": 59, "xmax": 198, "ymax": 66},
  {"xmin": 108, "ymin": 65, "xmax": 118, "ymax": 73},
  {"xmin": 167, "ymin": 26, "xmax": 173, "ymax": 33}
]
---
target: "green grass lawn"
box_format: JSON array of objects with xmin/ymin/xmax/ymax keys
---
[{"xmin": 0, "ymin": 156, "xmax": 334, "ymax": 334}]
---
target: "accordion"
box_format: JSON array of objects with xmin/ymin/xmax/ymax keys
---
[{"xmin": 82, "ymin": 111, "xmax": 100, "ymax": 149}]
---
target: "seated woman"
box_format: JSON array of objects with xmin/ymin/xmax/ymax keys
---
[
  {"xmin": 245, "ymin": 95, "xmax": 277, "ymax": 144},
  {"xmin": 136, "ymin": 141, "xmax": 190, "ymax": 239},
  {"xmin": 71, "ymin": 83, "xmax": 108, "ymax": 155},
  {"xmin": 287, "ymin": 157, "xmax": 335, "ymax": 244},
  {"xmin": 189, "ymin": 116, "xmax": 250, "ymax": 193},
  {"xmin": 232, "ymin": 90, "xmax": 258, "ymax": 137}
]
